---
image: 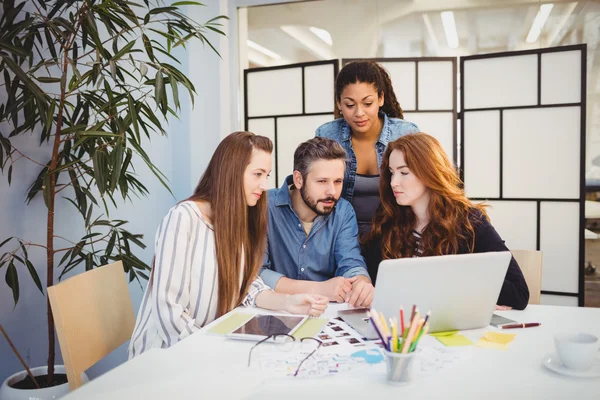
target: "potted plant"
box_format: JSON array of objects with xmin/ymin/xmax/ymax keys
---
[{"xmin": 0, "ymin": 0, "xmax": 225, "ymax": 397}]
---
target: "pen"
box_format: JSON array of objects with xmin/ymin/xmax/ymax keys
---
[{"xmin": 500, "ymin": 322, "xmax": 541, "ymax": 329}]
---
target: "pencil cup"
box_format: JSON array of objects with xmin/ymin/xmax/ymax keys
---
[{"xmin": 384, "ymin": 350, "xmax": 415, "ymax": 385}]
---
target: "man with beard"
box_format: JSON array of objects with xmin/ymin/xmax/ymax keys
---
[{"xmin": 259, "ymin": 138, "xmax": 374, "ymax": 308}]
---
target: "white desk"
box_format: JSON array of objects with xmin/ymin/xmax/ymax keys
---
[{"xmin": 64, "ymin": 304, "xmax": 600, "ymax": 400}]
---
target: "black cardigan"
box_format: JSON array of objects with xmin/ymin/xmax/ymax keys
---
[{"xmin": 362, "ymin": 213, "xmax": 530, "ymax": 310}]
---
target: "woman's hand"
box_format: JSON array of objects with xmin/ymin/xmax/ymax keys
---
[
  {"xmin": 495, "ymin": 305, "xmax": 513, "ymax": 311},
  {"xmin": 285, "ymin": 294, "xmax": 329, "ymax": 317}
]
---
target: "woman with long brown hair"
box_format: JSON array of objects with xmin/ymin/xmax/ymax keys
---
[
  {"xmin": 362, "ymin": 133, "xmax": 529, "ymax": 310},
  {"xmin": 129, "ymin": 132, "xmax": 328, "ymax": 358}
]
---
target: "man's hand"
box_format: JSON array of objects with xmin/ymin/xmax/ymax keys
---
[
  {"xmin": 345, "ymin": 276, "xmax": 374, "ymax": 308},
  {"xmin": 318, "ymin": 277, "xmax": 356, "ymax": 302}
]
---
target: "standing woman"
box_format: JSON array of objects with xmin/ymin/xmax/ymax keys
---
[
  {"xmin": 362, "ymin": 133, "xmax": 529, "ymax": 310},
  {"xmin": 129, "ymin": 132, "xmax": 328, "ymax": 358},
  {"xmin": 316, "ymin": 60, "xmax": 420, "ymax": 236}
]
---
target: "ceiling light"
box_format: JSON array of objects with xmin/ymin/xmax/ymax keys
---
[
  {"xmin": 309, "ymin": 26, "xmax": 333, "ymax": 46},
  {"xmin": 440, "ymin": 11, "xmax": 459, "ymax": 49},
  {"xmin": 246, "ymin": 40, "xmax": 281, "ymax": 60},
  {"xmin": 547, "ymin": 2, "xmax": 576, "ymax": 46},
  {"xmin": 280, "ymin": 25, "xmax": 335, "ymax": 60},
  {"xmin": 526, "ymin": 3, "xmax": 554, "ymax": 43},
  {"xmin": 422, "ymin": 14, "xmax": 440, "ymax": 55}
]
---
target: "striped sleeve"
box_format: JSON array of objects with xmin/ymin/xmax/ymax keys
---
[
  {"xmin": 151, "ymin": 205, "xmax": 200, "ymax": 346},
  {"xmin": 241, "ymin": 276, "xmax": 272, "ymax": 307}
]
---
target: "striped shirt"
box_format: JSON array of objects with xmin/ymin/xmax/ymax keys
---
[
  {"xmin": 413, "ymin": 230, "xmax": 423, "ymax": 256},
  {"xmin": 128, "ymin": 201, "xmax": 271, "ymax": 358}
]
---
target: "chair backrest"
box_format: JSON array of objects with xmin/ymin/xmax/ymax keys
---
[
  {"xmin": 511, "ymin": 250, "xmax": 543, "ymax": 305},
  {"xmin": 48, "ymin": 261, "xmax": 135, "ymax": 390}
]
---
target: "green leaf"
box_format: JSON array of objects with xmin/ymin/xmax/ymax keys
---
[
  {"xmin": 25, "ymin": 260, "xmax": 43, "ymax": 295},
  {"xmin": 42, "ymin": 173, "xmax": 51, "ymax": 208},
  {"xmin": 171, "ymin": 79, "xmax": 180, "ymax": 110},
  {"xmin": 0, "ymin": 237, "xmax": 13, "ymax": 249},
  {"xmin": 79, "ymin": 131, "xmax": 120, "ymax": 138},
  {"xmin": 7, "ymin": 165, "xmax": 12, "ymax": 185},
  {"xmin": 172, "ymin": 1, "xmax": 206, "ymax": 6},
  {"xmin": 111, "ymin": 40, "xmax": 136, "ymax": 61},
  {"xmin": 5, "ymin": 262, "xmax": 19, "ymax": 305},
  {"xmin": 110, "ymin": 140, "xmax": 124, "ymax": 192},
  {"xmin": 155, "ymin": 70, "xmax": 164, "ymax": 110},
  {"xmin": 93, "ymin": 150, "xmax": 105, "ymax": 195},
  {"xmin": 35, "ymin": 76, "xmax": 61, "ymax": 83}
]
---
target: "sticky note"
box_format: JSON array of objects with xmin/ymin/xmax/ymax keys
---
[
  {"xmin": 483, "ymin": 332, "xmax": 515, "ymax": 344},
  {"xmin": 476, "ymin": 340, "xmax": 509, "ymax": 350},
  {"xmin": 476, "ymin": 331, "xmax": 516, "ymax": 350},
  {"xmin": 292, "ymin": 317, "xmax": 328, "ymax": 339},
  {"xmin": 207, "ymin": 312, "xmax": 254, "ymax": 334},
  {"xmin": 435, "ymin": 334, "xmax": 474, "ymax": 347},
  {"xmin": 430, "ymin": 330, "xmax": 459, "ymax": 337}
]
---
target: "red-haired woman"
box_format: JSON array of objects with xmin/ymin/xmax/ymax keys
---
[
  {"xmin": 129, "ymin": 132, "xmax": 328, "ymax": 358},
  {"xmin": 362, "ymin": 133, "xmax": 529, "ymax": 310}
]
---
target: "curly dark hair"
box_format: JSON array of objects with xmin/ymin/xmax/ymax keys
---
[{"xmin": 334, "ymin": 60, "xmax": 404, "ymax": 119}]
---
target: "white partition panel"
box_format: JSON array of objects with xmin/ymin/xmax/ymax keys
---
[
  {"xmin": 503, "ymin": 107, "xmax": 581, "ymax": 199},
  {"xmin": 540, "ymin": 202, "xmax": 580, "ymax": 293},
  {"xmin": 246, "ymin": 61, "xmax": 338, "ymax": 185},
  {"xmin": 305, "ymin": 64, "xmax": 335, "ymax": 114},
  {"xmin": 541, "ymin": 50, "xmax": 581, "ymax": 105},
  {"xmin": 248, "ymin": 118, "xmax": 276, "ymax": 188},
  {"xmin": 276, "ymin": 115, "xmax": 334, "ymax": 183},
  {"xmin": 418, "ymin": 61, "xmax": 454, "ymax": 110},
  {"xmin": 379, "ymin": 62, "xmax": 416, "ymax": 111},
  {"xmin": 540, "ymin": 294, "xmax": 579, "ymax": 307},
  {"xmin": 403, "ymin": 112, "xmax": 454, "ymax": 161},
  {"xmin": 247, "ymin": 68, "xmax": 302, "ymax": 117},
  {"xmin": 461, "ymin": 45, "xmax": 585, "ymax": 306},
  {"xmin": 486, "ymin": 201, "xmax": 537, "ymax": 250},
  {"xmin": 464, "ymin": 55, "xmax": 537, "ymax": 109},
  {"xmin": 463, "ymin": 111, "xmax": 500, "ymax": 198}
]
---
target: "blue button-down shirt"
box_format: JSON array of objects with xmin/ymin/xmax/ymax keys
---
[
  {"xmin": 315, "ymin": 112, "xmax": 419, "ymax": 203},
  {"xmin": 259, "ymin": 176, "xmax": 370, "ymax": 289}
]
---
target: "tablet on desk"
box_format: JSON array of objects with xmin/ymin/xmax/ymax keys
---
[{"xmin": 226, "ymin": 314, "xmax": 308, "ymax": 341}]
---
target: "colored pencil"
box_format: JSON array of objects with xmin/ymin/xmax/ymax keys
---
[
  {"xmin": 367, "ymin": 311, "xmax": 389, "ymax": 351},
  {"xmin": 401, "ymin": 311, "xmax": 421, "ymax": 353},
  {"xmin": 400, "ymin": 306, "xmax": 405, "ymax": 336}
]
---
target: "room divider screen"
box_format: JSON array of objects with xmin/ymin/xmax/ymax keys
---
[
  {"xmin": 244, "ymin": 60, "xmax": 338, "ymax": 188},
  {"xmin": 244, "ymin": 45, "xmax": 585, "ymax": 306},
  {"xmin": 461, "ymin": 44, "xmax": 586, "ymax": 306}
]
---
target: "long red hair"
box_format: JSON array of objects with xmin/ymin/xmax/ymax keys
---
[
  {"xmin": 364, "ymin": 133, "xmax": 487, "ymax": 259},
  {"xmin": 189, "ymin": 131, "xmax": 272, "ymax": 317}
]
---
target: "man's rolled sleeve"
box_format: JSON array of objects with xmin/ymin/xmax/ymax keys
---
[
  {"xmin": 333, "ymin": 203, "xmax": 370, "ymax": 280},
  {"xmin": 259, "ymin": 245, "xmax": 286, "ymax": 289},
  {"xmin": 259, "ymin": 267, "xmax": 285, "ymax": 289}
]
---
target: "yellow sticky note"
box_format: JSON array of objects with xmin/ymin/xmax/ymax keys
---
[
  {"xmin": 483, "ymin": 332, "xmax": 516, "ymax": 345},
  {"xmin": 476, "ymin": 339, "xmax": 509, "ymax": 350},
  {"xmin": 436, "ymin": 334, "xmax": 474, "ymax": 347},
  {"xmin": 292, "ymin": 317, "xmax": 328, "ymax": 339},
  {"xmin": 430, "ymin": 330, "xmax": 459, "ymax": 337},
  {"xmin": 207, "ymin": 312, "xmax": 254, "ymax": 334}
]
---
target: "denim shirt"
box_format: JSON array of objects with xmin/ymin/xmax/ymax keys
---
[
  {"xmin": 259, "ymin": 176, "xmax": 370, "ymax": 289},
  {"xmin": 315, "ymin": 112, "xmax": 419, "ymax": 202}
]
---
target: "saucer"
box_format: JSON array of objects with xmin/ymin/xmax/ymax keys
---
[{"xmin": 542, "ymin": 353, "xmax": 600, "ymax": 378}]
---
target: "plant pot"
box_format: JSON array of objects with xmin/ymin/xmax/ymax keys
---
[{"xmin": 0, "ymin": 365, "xmax": 88, "ymax": 400}]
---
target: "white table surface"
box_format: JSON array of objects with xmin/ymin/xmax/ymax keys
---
[{"xmin": 63, "ymin": 303, "xmax": 600, "ymax": 400}]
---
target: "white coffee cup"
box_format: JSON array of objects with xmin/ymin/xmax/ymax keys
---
[{"xmin": 554, "ymin": 332, "xmax": 599, "ymax": 371}]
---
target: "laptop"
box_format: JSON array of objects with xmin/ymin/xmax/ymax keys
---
[{"xmin": 339, "ymin": 251, "xmax": 512, "ymax": 338}]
